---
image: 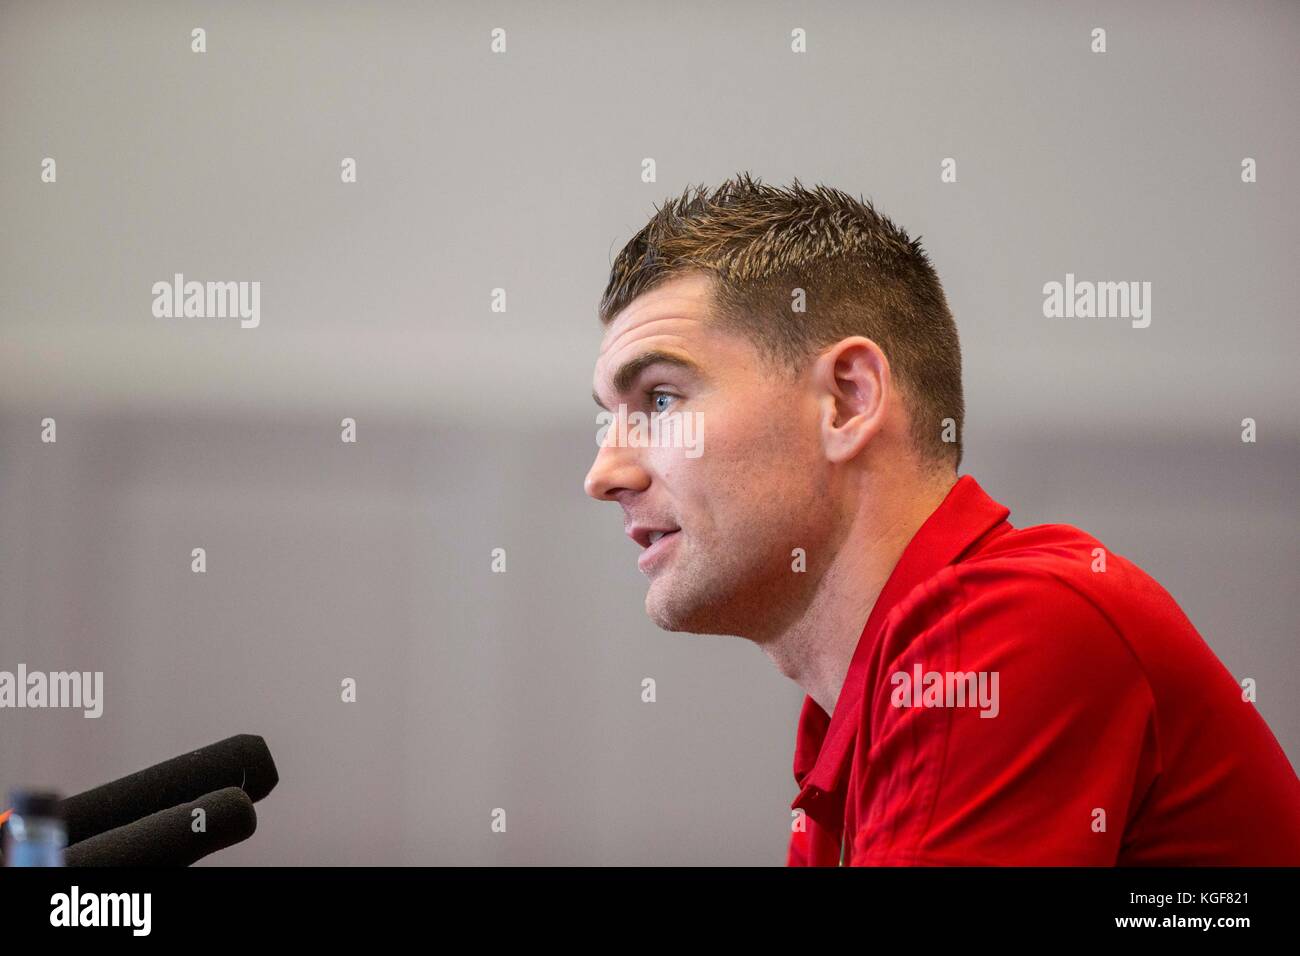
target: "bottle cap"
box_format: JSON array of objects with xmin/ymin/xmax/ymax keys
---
[{"xmin": 8, "ymin": 790, "xmax": 62, "ymax": 818}]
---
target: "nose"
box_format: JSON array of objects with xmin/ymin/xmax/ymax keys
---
[{"xmin": 584, "ymin": 435, "xmax": 651, "ymax": 501}]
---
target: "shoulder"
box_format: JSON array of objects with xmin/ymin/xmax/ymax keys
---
[
  {"xmin": 895, "ymin": 520, "xmax": 1178, "ymax": 646},
  {"xmin": 863, "ymin": 547, "xmax": 1160, "ymax": 790},
  {"xmin": 874, "ymin": 531, "xmax": 1156, "ymax": 708}
]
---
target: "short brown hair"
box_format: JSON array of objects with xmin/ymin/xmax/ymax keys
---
[{"xmin": 599, "ymin": 172, "xmax": 964, "ymax": 470}]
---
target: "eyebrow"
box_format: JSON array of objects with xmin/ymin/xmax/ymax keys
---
[{"xmin": 592, "ymin": 350, "xmax": 702, "ymax": 410}]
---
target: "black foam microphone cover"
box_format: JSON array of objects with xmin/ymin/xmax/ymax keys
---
[
  {"xmin": 64, "ymin": 787, "xmax": 257, "ymax": 867},
  {"xmin": 59, "ymin": 734, "xmax": 278, "ymax": 845}
]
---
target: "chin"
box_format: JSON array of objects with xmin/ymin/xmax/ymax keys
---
[
  {"xmin": 645, "ymin": 576, "xmax": 737, "ymax": 635},
  {"xmin": 644, "ymin": 592, "xmax": 689, "ymax": 632},
  {"xmin": 644, "ymin": 577, "xmax": 702, "ymax": 633}
]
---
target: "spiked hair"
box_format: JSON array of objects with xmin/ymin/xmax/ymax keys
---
[{"xmin": 599, "ymin": 172, "xmax": 964, "ymax": 470}]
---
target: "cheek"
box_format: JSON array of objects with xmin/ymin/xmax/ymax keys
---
[
  {"xmin": 699, "ymin": 407, "xmax": 807, "ymax": 498},
  {"xmin": 736, "ymin": 405, "xmax": 824, "ymax": 505},
  {"xmin": 731, "ymin": 398, "xmax": 817, "ymax": 468},
  {"xmin": 649, "ymin": 400, "xmax": 814, "ymax": 516}
]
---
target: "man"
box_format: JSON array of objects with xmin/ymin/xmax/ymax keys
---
[{"xmin": 583, "ymin": 173, "xmax": 1300, "ymax": 865}]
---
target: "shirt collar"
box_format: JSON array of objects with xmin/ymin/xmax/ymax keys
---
[{"xmin": 789, "ymin": 474, "xmax": 1012, "ymax": 829}]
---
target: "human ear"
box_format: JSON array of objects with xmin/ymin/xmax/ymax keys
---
[{"xmin": 813, "ymin": 337, "xmax": 890, "ymax": 464}]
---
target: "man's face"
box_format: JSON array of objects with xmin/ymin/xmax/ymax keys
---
[{"xmin": 585, "ymin": 273, "xmax": 836, "ymax": 637}]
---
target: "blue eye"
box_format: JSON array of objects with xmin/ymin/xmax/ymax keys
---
[{"xmin": 650, "ymin": 391, "xmax": 676, "ymax": 413}]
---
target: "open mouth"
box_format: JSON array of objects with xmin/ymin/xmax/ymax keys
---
[
  {"xmin": 629, "ymin": 525, "xmax": 679, "ymax": 550},
  {"xmin": 637, "ymin": 529, "xmax": 680, "ymax": 573}
]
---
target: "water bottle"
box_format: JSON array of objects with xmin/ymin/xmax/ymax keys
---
[{"xmin": 3, "ymin": 790, "xmax": 66, "ymax": 867}]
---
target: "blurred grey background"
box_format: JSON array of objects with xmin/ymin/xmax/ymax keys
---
[{"xmin": 1, "ymin": 0, "xmax": 1296, "ymax": 864}]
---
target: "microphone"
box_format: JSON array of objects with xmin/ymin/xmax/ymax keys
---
[
  {"xmin": 64, "ymin": 787, "xmax": 257, "ymax": 866},
  {"xmin": 58, "ymin": 734, "xmax": 278, "ymax": 845}
]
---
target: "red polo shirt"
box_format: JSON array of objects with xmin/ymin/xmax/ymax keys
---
[{"xmin": 787, "ymin": 475, "xmax": 1300, "ymax": 866}]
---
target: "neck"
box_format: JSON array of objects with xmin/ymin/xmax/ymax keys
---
[{"xmin": 759, "ymin": 470, "xmax": 957, "ymax": 717}]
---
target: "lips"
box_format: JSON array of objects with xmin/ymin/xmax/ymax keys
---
[
  {"xmin": 626, "ymin": 524, "xmax": 681, "ymax": 550},
  {"xmin": 625, "ymin": 522, "xmax": 682, "ymax": 574},
  {"xmin": 636, "ymin": 529, "xmax": 680, "ymax": 573}
]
